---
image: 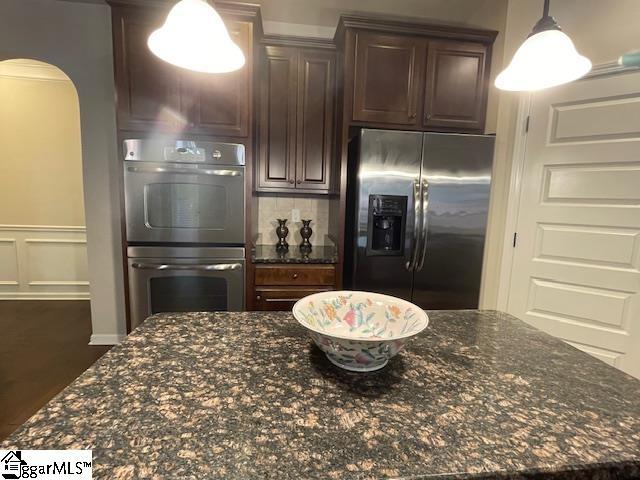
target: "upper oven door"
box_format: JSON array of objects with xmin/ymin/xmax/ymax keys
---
[{"xmin": 123, "ymin": 139, "xmax": 245, "ymax": 244}]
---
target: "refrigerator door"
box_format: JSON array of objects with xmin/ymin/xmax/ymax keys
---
[
  {"xmin": 412, "ymin": 133, "xmax": 494, "ymax": 309},
  {"xmin": 349, "ymin": 129, "xmax": 424, "ymax": 301}
]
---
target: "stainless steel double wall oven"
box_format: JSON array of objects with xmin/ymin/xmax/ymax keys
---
[{"xmin": 123, "ymin": 139, "xmax": 246, "ymax": 329}]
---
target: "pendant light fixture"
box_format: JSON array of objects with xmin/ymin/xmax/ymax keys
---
[
  {"xmin": 148, "ymin": 0, "xmax": 245, "ymax": 74},
  {"xmin": 495, "ymin": 0, "xmax": 591, "ymax": 91}
]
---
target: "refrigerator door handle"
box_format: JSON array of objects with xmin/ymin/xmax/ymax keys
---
[
  {"xmin": 405, "ymin": 178, "xmax": 422, "ymax": 271},
  {"xmin": 416, "ymin": 178, "xmax": 429, "ymax": 271}
]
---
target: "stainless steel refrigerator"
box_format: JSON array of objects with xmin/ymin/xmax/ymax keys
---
[{"xmin": 344, "ymin": 128, "xmax": 495, "ymax": 309}]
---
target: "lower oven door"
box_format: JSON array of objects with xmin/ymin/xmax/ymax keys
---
[{"xmin": 127, "ymin": 247, "xmax": 245, "ymax": 330}]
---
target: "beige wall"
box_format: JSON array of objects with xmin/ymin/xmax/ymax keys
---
[
  {"xmin": 0, "ymin": 60, "xmax": 85, "ymax": 226},
  {"xmin": 480, "ymin": 0, "xmax": 640, "ymax": 308},
  {"xmin": 255, "ymin": 0, "xmax": 509, "ymax": 133}
]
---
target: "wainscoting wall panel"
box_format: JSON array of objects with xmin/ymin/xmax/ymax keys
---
[{"xmin": 0, "ymin": 225, "xmax": 89, "ymax": 299}]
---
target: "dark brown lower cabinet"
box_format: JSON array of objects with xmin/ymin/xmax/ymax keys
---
[
  {"xmin": 254, "ymin": 287, "xmax": 332, "ymax": 311},
  {"xmin": 253, "ymin": 264, "xmax": 336, "ymax": 311}
]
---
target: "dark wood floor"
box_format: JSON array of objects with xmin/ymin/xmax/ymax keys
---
[{"xmin": 0, "ymin": 301, "xmax": 111, "ymax": 440}]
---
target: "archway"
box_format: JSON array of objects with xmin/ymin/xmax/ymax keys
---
[{"xmin": 0, "ymin": 59, "xmax": 88, "ymax": 299}]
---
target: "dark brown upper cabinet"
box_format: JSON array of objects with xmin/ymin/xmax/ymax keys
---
[
  {"xmin": 423, "ymin": 40, "xmax": 489, "ymax": 131},
  {"xmin": 112, "ymin": 7, "xmax": 181, "ymax": 132},
  {"xmin": 110, "ymin": 4, "xmax": 254, "ymax": 137},
  {"xmin": 179, "ymin": 21, "xmax": 252, "ymax": 137},
  {"xmin": 258, "ymin": 38, "xmax": 335, "ymax": 193},
  {"xmin": 337, "ymin": 16, "xmax": 496, "ymax": 133},
  {"xmin": 257, "ymin": 45, "xmax": 298, "ymax": 189},
  {"xmin": 352, "ymin": 32, "xmax": 425, "ymax": 126}
]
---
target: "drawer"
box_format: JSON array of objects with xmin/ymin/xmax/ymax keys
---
[
  {"xmin": 255, "ymin": 265, "xmax": 335, "ymax": 286},
  {"xmin": 254, "ymin": 287, "xmax": 332, "ymax": 311}
]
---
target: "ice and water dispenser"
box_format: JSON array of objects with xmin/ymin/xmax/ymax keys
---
[{"xmin": 366, "ymin": 195, "xmax": 407, "ymax": 256}]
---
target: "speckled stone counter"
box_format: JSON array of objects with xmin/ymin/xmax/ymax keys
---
[
  {"xmin": 252, "ymin": 244, "xmax": 338, "ymax": 264},
  {"xmin": 3, "ymin": 311, "xmax": 640, "ymax": 479}
]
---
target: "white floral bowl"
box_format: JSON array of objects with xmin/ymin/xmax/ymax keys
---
[{"xmin": 293, "ymin": 291, "xmax": 429, "ymax": 372}]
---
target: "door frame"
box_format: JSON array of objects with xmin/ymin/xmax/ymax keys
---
[
  {"xmin": 495, "ymin": 61, "xmax": 640, "ymax": 312},
  {"xmin": 495, "ymin": 93, "xmax": 530, "ymax": 311}
]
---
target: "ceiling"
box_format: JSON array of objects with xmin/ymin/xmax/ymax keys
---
[{"xmin": 55, "ymin": 0, "xmax": 508, "ymax": 32}]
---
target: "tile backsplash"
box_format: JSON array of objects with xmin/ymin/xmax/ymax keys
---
[{"xmin": 257, "ymin": 195, "xmax": 330, "ymax": 245}]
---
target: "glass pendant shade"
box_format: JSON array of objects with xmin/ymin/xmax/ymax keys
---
[
  {"xmin": 495, "ymin": 29, "xmax": 591, "ymax": 91},
  {"xmin": 495, "ymin": 0, "xmax": 591, "ymax": 92},
  {"xmin": 148, "ymin": 0, "xmax": 245, "ymax": 74}
]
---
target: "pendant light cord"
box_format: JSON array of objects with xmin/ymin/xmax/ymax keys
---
[{"xmin": 543, "ymin": 0, "xmax": 550, "ymax": 18}]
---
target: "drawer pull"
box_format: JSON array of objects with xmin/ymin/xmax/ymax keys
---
[{"xmin": 292, "ymin": 273, "xmax": 299, "ymax": 279}]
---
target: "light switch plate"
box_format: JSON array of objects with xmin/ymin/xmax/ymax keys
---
[{"xmin": 291, "ymin": 208, "xmax": 301, "ymax": 223}]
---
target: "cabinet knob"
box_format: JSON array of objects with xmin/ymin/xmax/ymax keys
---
[
  {"xmin": 296, "ymin": 179, "xmax": 302, "ymax": 184},
  {"xmin": 425, "ymin": 113, "xmax": 432, "ymax": 121},
  {"xmin": 288, "ymin": 179, "xmax": 295, "ymax": 184},
  {"xmin": 409, "ymin": 112, "xmax": 417, "ymax": 119},
  {"xmin": 292, "ymin": 273, "xmax": 299, "ymax": 279},
  {"xmin": 256, "ymin": 295, "xmax": 261, "ymax": 300}
]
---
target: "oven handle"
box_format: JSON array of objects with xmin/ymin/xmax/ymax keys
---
[
  {"xmin": 126, "ymin": 166, "xmax": 242, "ymax": 177},
  {"xmin": 131, "ymin": 262, "xmax": 243, "ymax": 271}
]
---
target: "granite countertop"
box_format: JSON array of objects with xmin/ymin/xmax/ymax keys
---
[
  {"xmin": 252, "ymin": 244, "xmax": 338, "ymax": 264},
  {"xmin": 4, "ymin": 311, "xmax": 640, "ymax": 479}
]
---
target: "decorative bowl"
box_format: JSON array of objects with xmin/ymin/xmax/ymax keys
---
[{"xmin": 293, "ymin": 291, "xmax": 429, "ymax": 372}]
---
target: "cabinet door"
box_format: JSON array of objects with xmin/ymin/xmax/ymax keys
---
[
  {"xmin": 180, "ymin": 20, "xmax": 252, "ymax": 137},
  {"xmin": 352, "ymin": 32, "xmax": 425, "ymax": 126},
  {"xmin": 257, "ymin": 46, "xmax": 298, "ymax": 190},
  {"xmin": 254, "ymin": 287, "xmax": 332, "ymax": 311},
  {"xmin": 423, "ymin": 40, "xmax": 489, "ymax": 132},
  {"xmin": 112, "ymin": 7, "xmax": 181, "ymax": 132},
  {"xmin": 295, "ymin": 49, "xmax": 335, "ymax": 192}
]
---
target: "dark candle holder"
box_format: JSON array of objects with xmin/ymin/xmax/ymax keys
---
[
  {"xmin": 299, "ymin": 219, "xmax": 312, "ymax": 252},
  {"xmin": 275, "ymin": 218, "xmax": 289, "ymax": 251}
]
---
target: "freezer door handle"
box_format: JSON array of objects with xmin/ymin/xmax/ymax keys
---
[
  {"xmin": 405, "ymin": 179, "xmax": 422, "ymax": 271},
  {"xmin": 416, "ymin": 178, "xmax": 429, "ymax": 271}
]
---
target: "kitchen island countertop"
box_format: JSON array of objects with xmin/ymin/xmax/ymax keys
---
[{"xmin": 3, "ymin": 310, "xmax": 640, "ymax": 479}]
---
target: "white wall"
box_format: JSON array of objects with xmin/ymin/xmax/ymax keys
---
[
  {"xmin": 0, "ymin": 0, "xmax": 127, "ymax": 344},
  {"xmin": 481, "ymin": 0, "xmax": 640, "ymax": 308}
]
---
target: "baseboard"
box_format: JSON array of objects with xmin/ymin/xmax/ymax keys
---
[{"xmin": 89, "ymin": 333, "xmax": 127, "ymax": 345}]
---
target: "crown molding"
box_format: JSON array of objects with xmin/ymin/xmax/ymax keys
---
[
  {"xmin": 334, "ymin": 13, "xmax": 498, "ymax": 45},
  {"xmin": 585, "ymin": 61, "xmax": 640, "ymax": 79},
  {"xmin": 261, "ymin": 33, "xmax": 335, "ymax": 50},
  {"xmin": 262, "ymin": 21, "xmax": 335, "ymax": 41},
  {"xmin": 0, "ymin": 59, "xmax": 71, "ymax": 83}
]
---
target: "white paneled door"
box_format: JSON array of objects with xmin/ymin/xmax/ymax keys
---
[{"xmin": 507, "ymin": 71, "xmax": 640, "ymax": 379}]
